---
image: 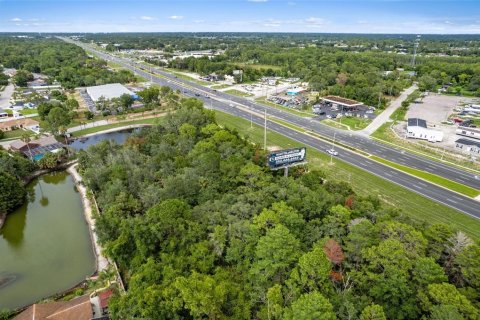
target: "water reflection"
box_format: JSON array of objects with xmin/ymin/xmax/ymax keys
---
[
  {"xmin": 0, "ymin": 204, "xmax": 26, "ymax": 248},
  {"xmin": 68, "ymin": 128, "xmax": 139, "ymax": 151}
]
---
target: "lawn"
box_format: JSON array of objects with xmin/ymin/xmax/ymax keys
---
[
  {"xmin": 210, "ymin": 84, "xmax": 232, "ymax": 90},
  {"xmin": 370, "ymin": 155, "xmax": 480, "ymax": 198},
  {"xmin": 322, "ymin": 117, "xmax": 371, "ymax": 131},
  {"xmin": 214, "ymin": 110, "xmax": 480, "ymax": 241},
  {"xmin": 233, "ymin": 63, "xmax": 282, "ymax": 71},
  {"xmin": 224, "ymin": 89, "xmax": 254, "ymax": 97},
  {"xmin": 0, "ymin": 129, "xmax": 33, "ymax": 141}
]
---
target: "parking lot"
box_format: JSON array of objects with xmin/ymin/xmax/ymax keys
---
[{"xmin": 312, "ymin": 101, "xmax": 377, "ymax": 121}]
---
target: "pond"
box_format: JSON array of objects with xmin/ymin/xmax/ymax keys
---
[
  {"xmin": 0, "ymin": 172, "xmax": 95, "ymax": 310},
  {"xmin": 68, "ymin": 128, "xmax": 141, "ymax": 150}
]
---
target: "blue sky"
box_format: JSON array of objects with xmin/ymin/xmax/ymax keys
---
[{"xmin": 0, "ymin": 0, "xmax": 479, "ymax": 34}]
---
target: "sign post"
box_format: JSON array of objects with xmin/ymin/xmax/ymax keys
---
[{"xmin": 268, "ymin": 147, "xmax": 307, "ymax": 177}]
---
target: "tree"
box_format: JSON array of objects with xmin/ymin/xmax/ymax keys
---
[
  {"xmin": 251, "ymin": 224, "xmax": 301, "ymax": 283},
  {"xmin": 46, "ymin": 106, "xmax": 71, "ymax": 135},
  {"xmin": 360, "ymin": 304, "xmax": 387, "ymax": 320},
  {"xmin": 0, "ymin": 171, "xmax": 26, "ymax": 214},
  {"xmin": 284, "ymin": 292, "xmax": 336, "ymax": 320},
  {"xmin": 13, "ymin": 69, "xmax": 33, "ymax": 87},
  {"xmin": 425, "ymin": 283, "xmax": 479, "ymax": 320},
  {"xmin": 119, "ymin": 93, "xmax": 134, "ymax": 109}
]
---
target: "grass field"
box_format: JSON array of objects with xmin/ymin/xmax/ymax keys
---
[
  {"xmin": 0, "ymin": 129, "xmax": 33, "ymax": 141},
  {"xmin": 370, "ymin": 155, "xmax": 480, "ymax": 198},
  {"xmin": 70, "ymin": 117, "xmax": 165, "ymax": 137},
  {"xmin": 336, "ymin": 117, "xmax": 371, "ymax": 130},
  {"xmin": 224, "ymin": 89, "xmax": 254, "ymax": 97},
  {"xmin": 214, "ymin": 110, "xmax": 480, "ymax": 241},
  {"xmin": 233, "ymin": 63, "xmax": 282, "ymax": 71},
  {"xmin": 210, "ymin": 84, "xmax": 232, "ymax": 90}
]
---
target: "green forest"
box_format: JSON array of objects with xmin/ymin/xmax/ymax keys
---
[
  {"xmin": 0, "ymin": 36, "xmax": 135, "ymax": 89},
  {"xmin": 77, "ymin": 99, "xmax": 480, "ymax": 320}
]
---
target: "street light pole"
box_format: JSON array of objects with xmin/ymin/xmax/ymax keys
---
[
  {"xmin": 264, "ymin": 109, "xmax": 267, "ymax": 151},
  {"xmin": 330, "ymin": 132, "xmax": 336, "ymax": 164}
]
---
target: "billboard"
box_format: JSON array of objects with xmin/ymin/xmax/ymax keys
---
[
  {"xmin": 233, "ymin": 70, "xmax": 243, "ymax": 75},
  {"xmin": 268, "ymin": 147, "xmax": 306, "ymax": 169}
]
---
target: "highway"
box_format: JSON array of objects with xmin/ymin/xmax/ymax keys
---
[{"xmin": 61, "ymin": 37, "xmax": 480, "ymax": 219}]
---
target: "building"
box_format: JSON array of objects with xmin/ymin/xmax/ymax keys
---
[
  {"xmin": 286, "ymin": 87, "xmax": 306, "ymax": 96},
  {"xmin": 406, "ymin": 118, "xmax": 443, "ymax": 142},
  {"xmin": 0, "ymin": 108, "xmax": 8, "ymax": 119},
  {"xmin": 0, "ymin": 118, "xmax": 39, "ymax": 133},
  {"xmin": 14, "ymin": 295, "xmax": 93, "ymax": 320},
  {"xmin": 456, "ymin": 126, "xmax": 480, "ymax": 140},
  {"xmin": 10, "ymin": 136, "xmax": 63, "ymax": 160},
  {"xmin": 85, "ymin": 83, "xmax": 135, "ymax": 102},
  {"xmin": 321, "ymin": 95, "xmax": 364, "ymax": 111},
  {"xmin": 455, "ymin": 138, "xmax": 480, "ymax": 155},
  {"xmin": 14, "ymin": 288, "xmax": 115, "ymax": 320}
]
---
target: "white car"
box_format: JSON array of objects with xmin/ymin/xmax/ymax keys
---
[{"xmin": 326, "ymin": 149, "xmax": 338, "ymax": 156}]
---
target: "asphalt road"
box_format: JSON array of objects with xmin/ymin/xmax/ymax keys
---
[{"xmin": 61, "ymin": 38, "xmax": 480, "ymax": 219}]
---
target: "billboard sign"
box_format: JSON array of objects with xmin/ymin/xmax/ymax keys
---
[
  {"xmin": 233, "ymin": 69, "xmax": 243, "ymax": 75},
  {"xmin": 268, "ymin": 147, "xmax": 306, "ymax": 169}
]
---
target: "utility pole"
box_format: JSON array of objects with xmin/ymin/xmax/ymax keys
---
[
  {"xmin": 330, "ymin": 132, "xmax": 336, "ymax": 164},
  {"xmin": 264, "ymin": 109, "xmax": 267, "ymax": 151},
  {"xmin": 250, "ymin": 113, "xmax": 253, "ymax": 129}
]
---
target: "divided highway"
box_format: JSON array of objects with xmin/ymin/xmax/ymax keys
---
[{"xmin": 61, "ymin": 37, "xmax": 480, "ymax": 219}]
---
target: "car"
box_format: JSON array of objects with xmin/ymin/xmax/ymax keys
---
[
  {"xmin": 195, "ymin": 93, "xmax": 200, "ymax": 97},
  {"xmin": 326, "ymin": 114, "xmax": 332, "ymax": 119},
  {"xmin": 366, "ymin": 110, "xmax": 374, "ymax": 114},
  {"xmin": 326, "ymin": 149, "xmax": 338, "ymax": 156},
  {"xmin": 318, "ymin": 111, "xmax": 326, "ymax": 115}
]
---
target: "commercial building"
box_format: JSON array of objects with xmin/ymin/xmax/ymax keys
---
[
  {"xmin": 286, "ymin": 87, "xmax": 306, "ymax": 96},
  {"xmin": 456, "ymin": 126, "xmax": 480, "ymax": 140},
  {"xmin": 85, "ymin": 83, "xmax": 135, "ymax": 102},
  {"xmin": 455, "ymin": 138, "xmax": 480, "ymax": 155},
  {"xmin": 406, "ymin": 118, "xmax": 443, "ymax": 142},
  {"xmin": 321, "ymin": 95, "xmax": 364, "ymax": 110}
]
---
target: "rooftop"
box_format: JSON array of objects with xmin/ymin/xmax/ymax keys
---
[
  {"xmin": 322, "ymin": 95, "xmax": 363, "ymax": 107},
  {"xmin": 0, "ymin": 118, "xmax": 39, "ymax": 130},
  {"xmin": 14, "ymin": 295, "xmax": 93, "ymax": 320},
  {"xmin": 456, "ymin": 138, "xmax": 480, "ymax": 148},
  {"xmin": 86, "ymin": 83, "xmax": 134, "ymax": 102},
  {"xmin": 407, "ymin": 118, "xmax": 427, "ymax": 128}
]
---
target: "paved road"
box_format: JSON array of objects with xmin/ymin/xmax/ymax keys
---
[
  {"xmin": 360, "ymin": 84, "xmax": 418, "ymax": 135},
  {"xmin": 61, "ymin": 37, "xmax": 480, "ymax": 219}
]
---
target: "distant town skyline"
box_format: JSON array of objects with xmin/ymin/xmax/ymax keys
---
[{"xmin": 1, "ymin": 0, "xmax": 479, "ymax": 34}]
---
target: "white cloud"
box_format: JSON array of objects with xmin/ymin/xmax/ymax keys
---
[
  {"xmin": 305, "ymin": 17, "xmax": 326, "ymax": 26},
  {"xmin": 10, "ymin": 18, "xmax": 22, "ymax": 22},
  {"xmin": 194, "ymin": 20, "xmax": 205, "ymax": 23},
  {"xmin": 140, "ymin": 16, "xmax": 155, "ymax": 21},
  {"xmin": 169, "ymin": 15, "xmax": 184, "ymax": 20}
]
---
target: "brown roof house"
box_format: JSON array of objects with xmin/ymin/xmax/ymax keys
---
[
  {"xmin": 0, "ymin": 118, "xmax": 40, "ymax": 133},
  {"xmin": 14, "ymin": 295, "xmax": 93, "ymax": 320}
]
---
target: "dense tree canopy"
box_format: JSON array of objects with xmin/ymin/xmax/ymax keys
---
[
  {"xmin": 77, "ymin": 99, "xmax": 480, "ymax": 319},
  {"xmin": 0, "ymin": 37, "xmax": 135, "ymax": 89}
]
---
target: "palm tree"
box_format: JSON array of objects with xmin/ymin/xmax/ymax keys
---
[{"xmin": 21, "ymin": 132, "xmax": 33, "ymax": 162}]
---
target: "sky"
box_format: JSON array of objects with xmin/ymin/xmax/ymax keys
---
[{"xmin": 0, "ymin": 0, "xmax": 479, "ymax": 34}]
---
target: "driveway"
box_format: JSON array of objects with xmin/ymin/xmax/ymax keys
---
[
  {"xmin": 0, "ymin": 83, "xmax": 14, "ymax": 109},
  {"xmin": 360, "ymin": 84, "xmax": 417, "ymax": 135}
]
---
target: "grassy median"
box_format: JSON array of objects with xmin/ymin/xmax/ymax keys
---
[{"xmin": 215, "ymin": 110, "xmax": 480, "ymax": 241}]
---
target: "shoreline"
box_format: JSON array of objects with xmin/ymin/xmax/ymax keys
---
[
  {"xmin": 71, "ymin": 123, "xmax": 152, "ymax": 139},
  {"xmin": 67, "ymin": 164, "xmax": 109, "ymax": 273}
]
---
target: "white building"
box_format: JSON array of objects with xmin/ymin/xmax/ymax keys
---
[
  {"xmin": 456, "ymin": 126, "xmax": 480, "ymax": 140},
  {"xmin": 455, "ymin": 138, "xmax": 480, "ymax": 156},
  {"xmin": 86, "ymin": 83, "xmax": 135, "ymax": 102},
  {"xmin": 406, "ymin": 118, "xmax": 443, "ymax": 142}
]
